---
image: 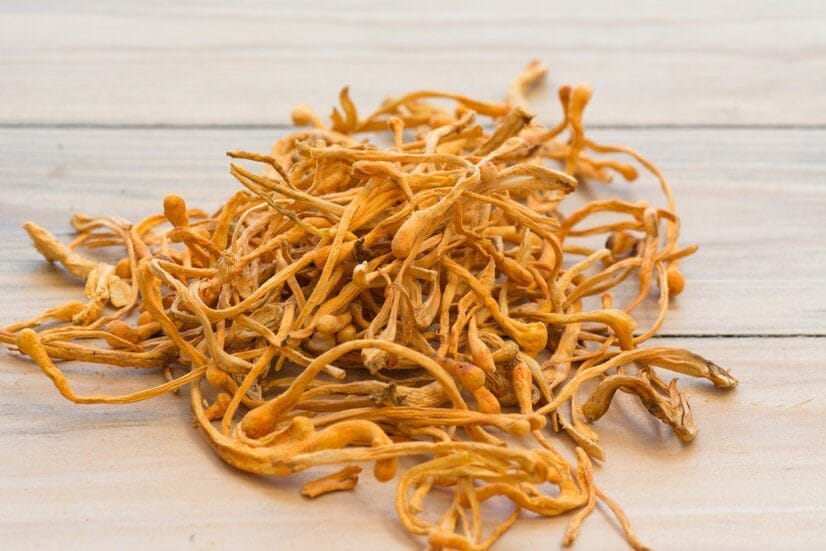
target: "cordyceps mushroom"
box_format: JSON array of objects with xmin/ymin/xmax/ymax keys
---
[
  {"xmin": 583, "ymin": 371, "xmax": 698, "ymax": 442},
  {"xmin": 4, "ymin": 62, "xmax": 738, "ymax": 550},
  {"xmin": 22, "ymin": 222, "xmax": 133, "ymax": 324}
]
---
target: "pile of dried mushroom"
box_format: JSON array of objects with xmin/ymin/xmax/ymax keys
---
[{"xmin": 2, "ymin": 62, "xmax": 737, "ymax": 550}]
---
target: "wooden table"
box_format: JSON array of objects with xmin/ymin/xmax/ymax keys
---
[{"xmin": 1, "ymin": 2, "xmax": 824, "ymax": 549}]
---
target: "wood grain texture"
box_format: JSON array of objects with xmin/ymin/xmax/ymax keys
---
[
  {"xmin": 2, "ymin": 2, "xmax": 825, "ymax": 547},
  {"xmin": 1, "ymin": 0, "xmax": 825, "ymax": 126},
  {"xmin": 1, "ymin": 337, "xmax": 822, "ymax": 550},
  {"xmin": 1, "ymin": 127, "xmax": 823, "ymax": 335}
]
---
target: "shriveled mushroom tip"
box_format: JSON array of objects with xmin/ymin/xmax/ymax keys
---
[{"xmin": 708, "ymin": 360, "xmax": 739, "ymax": 388}]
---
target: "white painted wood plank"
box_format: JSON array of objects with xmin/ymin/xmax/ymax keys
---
[
  {"xmin": 0, "ymin": 337, "xmax": 822, "ymax": 549},
  {"xmin": 1, "ymin": 1, "xmax": 824, "ymax": 125},
  {"xmin": 1, "ymin": 127, "xmax": 823, "ymax": 335}
]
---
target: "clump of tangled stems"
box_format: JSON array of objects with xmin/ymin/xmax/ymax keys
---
[{"xmin": 3, "ymin": 62, "xmax": 737, "ymax": 550}]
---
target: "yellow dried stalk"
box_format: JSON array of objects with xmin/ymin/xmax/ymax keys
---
[{"xmin": 2, "ymin": 61, "xmax": 737, "ymax": 550}]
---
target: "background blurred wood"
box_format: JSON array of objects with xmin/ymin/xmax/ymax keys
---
[
  {"xmin": 1, "ymin": 0, "xmax": 825, "ymax": 126},
  {"xmin": 0, "ymin": 2, "xmax": 824, "ymax": 549}
]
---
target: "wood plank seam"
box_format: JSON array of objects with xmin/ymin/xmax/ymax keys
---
[
  {"xmin": 651, "ymin": 334, "xmax": 826, "ymax": 339},
  {"xmin": 3, "ymin": 123, "xmax": 826, "ymax": 130}
]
